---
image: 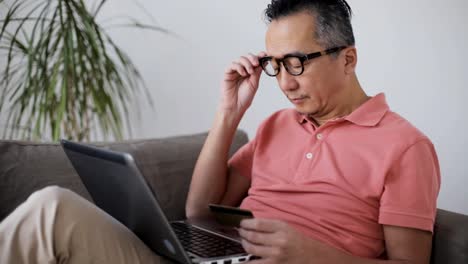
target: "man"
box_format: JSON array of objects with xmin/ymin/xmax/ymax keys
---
[
  {"xmin": 0, "ymin": 0, "xmax": 440, "ymax": 264},
  {"xmin": 186, "ymin": 0, "xmax": 440, "ymax": 263}
]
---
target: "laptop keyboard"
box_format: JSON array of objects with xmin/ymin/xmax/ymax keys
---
[{"xmin": 171, "ymin": 222, "xmax": 246, "ymax": 258}]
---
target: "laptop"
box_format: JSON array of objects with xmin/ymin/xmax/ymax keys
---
[{"xmin": 61, "ymin": 139, "xmax": 255, "ymax": 264}]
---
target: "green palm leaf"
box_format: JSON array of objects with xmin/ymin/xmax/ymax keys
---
[{"xmin": 0, "ymin": 0, "xmax": 167, "ymax": 141}]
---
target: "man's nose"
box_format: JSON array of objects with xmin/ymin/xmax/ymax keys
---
[{"xmin": 277, "ymin": 67, "xmax": 299, "ymax": 92}]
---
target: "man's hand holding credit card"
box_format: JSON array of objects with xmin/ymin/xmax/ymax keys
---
[{"xmin": 208, "ymin": 204, "xmax": 254, "ymax": 228}]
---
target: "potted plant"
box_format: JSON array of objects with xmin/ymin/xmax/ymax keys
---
[{"xmin": 0, "ymin": 0, "xmax": 166, "ymax": 141}]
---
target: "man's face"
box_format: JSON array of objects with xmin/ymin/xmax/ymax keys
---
[{"xmin": 265, "ymin": 11, "xmax": 348, "ymax": 116}]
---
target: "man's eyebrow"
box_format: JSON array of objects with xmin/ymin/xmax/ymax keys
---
[
  {"xmin": 285, "ymin": 51, "xmax": 306, "ymax": 57},
  {"xmin": 269, "ymin": 51, "xmax": 306, "ymax": 59}
]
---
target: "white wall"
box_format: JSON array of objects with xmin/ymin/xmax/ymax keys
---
[
  {"xmin": 100, "ymin": 0, "xmax": 467, "ymax": 214},
  {"xmin": 2, "ymin": 1, "xmax": 467, "ymax": 214}
]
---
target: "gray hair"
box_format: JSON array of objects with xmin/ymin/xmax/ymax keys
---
[{"xmin": 264, "ymin": 0, "xmax": 355, "ymax": 52}]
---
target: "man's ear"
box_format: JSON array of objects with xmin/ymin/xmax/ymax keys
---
[{"xmin": 343, "ymin": 47, "xmax": 357, "ymax": 75}]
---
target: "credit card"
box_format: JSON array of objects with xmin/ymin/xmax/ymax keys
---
[{"xmin": 208, "ymin": 204, "xmax": 254, "ymax": 227}]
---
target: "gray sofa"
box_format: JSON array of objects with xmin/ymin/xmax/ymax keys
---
[{"xmin": 0, "ymin": 130, "xmax": 467, "ymax": 263}]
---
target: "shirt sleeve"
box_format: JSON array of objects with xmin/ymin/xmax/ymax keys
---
[
  {"xmin": 228, "ymin": 137, "xmax": 257, "ymax": 179},
  {"xmin": 379, "ymin": 139, "xmax": 441, "ymax": 232}
]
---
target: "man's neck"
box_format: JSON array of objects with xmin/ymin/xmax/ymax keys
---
[{"xmin": 310, "ymin": 78, "xmax": 369, "ymax": 126}]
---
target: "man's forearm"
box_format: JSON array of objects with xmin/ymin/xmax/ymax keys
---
[{"xmin": 185, "ymin": 111, "xmax": 241, "ymax": 218}]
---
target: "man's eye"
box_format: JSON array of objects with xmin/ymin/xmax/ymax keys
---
[
  {"xmin": 286, "ymin": 58, "xmax": 302, "ymax": 67},
  {"xmin": 289, "ymin": 63, "xmax": 302, "ymax": 69}
]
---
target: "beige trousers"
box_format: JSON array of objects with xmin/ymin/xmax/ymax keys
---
[{"xmin": 0, "ymin": 186, "xmax": 174, "ymax": 264}]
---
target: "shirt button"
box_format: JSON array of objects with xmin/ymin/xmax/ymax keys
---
[
  {"xmin": 306, "ymin": 153, "xmax": 313, "ymax": 160},
  {"xmin": 316, "ymin": 133, "xmax": 323, "ymax": 140}
]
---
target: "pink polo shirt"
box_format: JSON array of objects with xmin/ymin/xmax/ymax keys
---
[{"xmin": 228, "ymin": 93, "xmax": 441, "ymax": 258}]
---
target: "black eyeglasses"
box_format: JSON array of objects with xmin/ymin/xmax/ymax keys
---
[{"xmin": 259, "ymin": 46, "xmax": 347, "ymax": 77}]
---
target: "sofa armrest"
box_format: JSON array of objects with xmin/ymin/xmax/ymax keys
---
[{"xmin": 431, "ymin": 209, "xmax": 468, "ymax": 264}]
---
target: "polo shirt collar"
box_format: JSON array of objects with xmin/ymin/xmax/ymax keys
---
[
  {"xmin": 344, "ymin": 93, "xmax": 389, "ymax": 127},
  {"xmin": 295, "ymin": 93, "xmax": 389, "ymax": 127}
]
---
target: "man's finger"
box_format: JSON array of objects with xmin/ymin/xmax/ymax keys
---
[
  {"xmin": 239, "ymin": 56, "xmax": 255, "ymax": 74},
  {"xmin": 239, "ymin": 228, "xmax": 275, "ymax": 245},
  {"xmin": 241, "ymin": 238, "xmax": 282, "ymax": 259},
  {"xmin": 247, "ymin": 53, "xmax": 260, "ymax": 67},
  {"xmin": 230, "ymin": 61, "xmax": 248, "ymax": 76},
  {"xmin": 257, "ymin": 51, "xmax": 268, "ymax": 58},
  {"xmin": 240, "ymin": 218, "xmax": 287, "ymax": 233}
]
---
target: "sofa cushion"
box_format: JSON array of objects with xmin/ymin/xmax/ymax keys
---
[
  {"xmin": 0, "ymin": 131, "xmax": 249, "ymax": 222},
  {"xmin": 431, "ymin": 209, "xmax": 468, "ymax": 264}
]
